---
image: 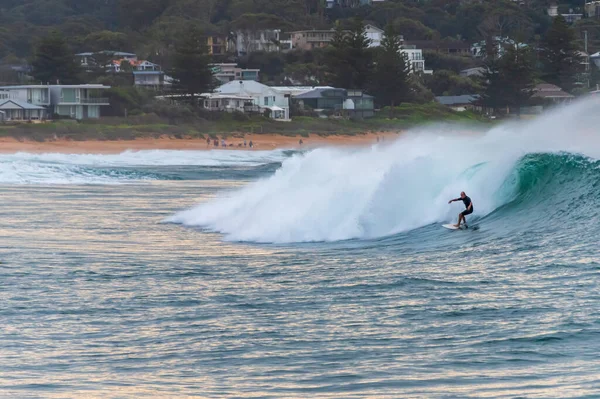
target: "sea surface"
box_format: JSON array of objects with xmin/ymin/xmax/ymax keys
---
[{"xmin": 2, "ymin": 100, "xmax": 600, "ymax": 398}]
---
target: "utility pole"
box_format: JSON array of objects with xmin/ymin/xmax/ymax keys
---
[{"xmin": 585, "ymin": 30, "xmax": 590, "ymax": 88}]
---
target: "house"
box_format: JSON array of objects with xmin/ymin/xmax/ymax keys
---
[
  {"xmin": 531, "ymin": 83, "xmax": 574, "ymax": 104},
  {"xmin": 585, "ymin": 1, "xmax": 600, "ymax": 17},
  {"xmin": 365, "ymin": 24, "xmax": 384, "ymax": 47},
  {"xmin": 235, "ymin": 30, "xmax": 282, "ymax": 55},
  {"xmin": 471, "ymin": 37, "xmax": 527, "ymax": 58},
  {"xmin": 548, "ymin": 2, "xmax": 583, "ymax": 22},
  {"xmin": 460, "ymin": 67, "xmax": 486, "ymax": 78},
  {"xmin": 435, "ymin": 95, "xmax": 481, "ymax": 112},
  {"xmin": 76, "ymin": 51, "xmax": 137, "ymax": 69},
  {"xmin": 210, "ymin": 63, "xmax": 260, "ymax": 84},
  {"xmin": 401, "ymin": 45, "xmax": 433, "ymax": 74},
  {"xmin": 271, "ymin": 86, "xmax": 334, "ymax": 97},
  {"xmin": 49, "ymin": 85, "xmax": 110, "ymax": 119},
  {"xmin": 0, "ymin": 84, "xmax": 110, "ymax": 120},
  {"xmin": 207, "ymin": 35, "xmax": 234, "ymax": 55},
  {"xmin": 590, "ymin": 51, "xmax": 600, "ymax": 68},
  {"xmin": 290, "ymin": 29, "xmax": 339, "ymax": 50},
  {"xmin": 404, "ymin": 39, "xmax": 471, "ymax": 55},
  {"xmin": 326, "ymin": 0, "xmax": 380, "ymax": 7},
  {"xmin": 292, "ymin": 87, "xmax": 375, "ymax": 118},
  {"xmin": 77, "ymin": 52, "xmax": 167, "ymax": 89},
  {"xmin": 109, "ymin": 59, "xmax": 165, "ymax": 89},
  {"xmin": 0, "ymin": 98, "xmax": 47, "ymax": 121},
  {"xmin": 215, "ymin": 80, "xmax": 290, "ymax": 120},
  {"xmin": 201, "ymin": 94, "xmax": 256, "ymax": 113}
]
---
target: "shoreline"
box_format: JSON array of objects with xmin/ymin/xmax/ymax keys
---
[{"xmin": 0, "ymin": 132, "xmax": 400, "ymax": 154}]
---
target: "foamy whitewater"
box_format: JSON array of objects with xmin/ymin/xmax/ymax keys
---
[
  {"xmin": 0, "ymin": 149, "xmax": 289, "ymax": 184},
  {"xmin": 2, "ymin": 99, "xmax": 600, "ymax": 398},
  {"xmin": 168, "ymin": 97, "xmax": 600, "ymax": 243}
]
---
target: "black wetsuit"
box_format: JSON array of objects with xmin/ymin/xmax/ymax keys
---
[{"xmin": 460, "ymin": 196, "xmax": 473, "ymax": 216}]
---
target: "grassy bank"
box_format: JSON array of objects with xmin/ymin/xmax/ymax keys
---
[{"xmin": 0, "ymin": 103, "xmax": 487, "ymax": 142}]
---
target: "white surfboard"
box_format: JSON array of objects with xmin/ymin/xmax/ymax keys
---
[{"xmin": 442, "ymin": 224, "xmax": 463, "ymax": 230}]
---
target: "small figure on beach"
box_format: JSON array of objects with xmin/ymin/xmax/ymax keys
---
[
  {"xmin": 213, "ymin": 139, "xmax": 218, "ymax": 147},
  {"xmin": 244, "ymin": 139, "xmax": 247, "ymax": 147},
  {"xmin": 206, "ymin": 137, "xmax": 210, "ymax": 147},
  {"xmin": 249, "ymin": 140, "xmax": 253, "ymax": 148},
  {"xmin": 299, "ymin": 139, "xmax": 303, "ymax": 145},
  {"xmin": 221, "ymin": 139, "xmax": 226, "ymax": 147}
]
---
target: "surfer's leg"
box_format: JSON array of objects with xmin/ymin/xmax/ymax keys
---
[{"xmin": 455, "ymin": 213, "xmax": 463, "ymax": 227}]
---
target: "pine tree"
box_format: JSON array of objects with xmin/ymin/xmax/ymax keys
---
[
  {"xmin": 370, "ymin": 25, "xmax": 410, "ymax": 112},
  {"xmin": 171, "ymin": 27, "xmax": 215, "ymax": 104},
  {"xmin": 31, "ymin": 31, "xmax": 81, "ymax": 84},
  {"xmin": 325, "ymin": 18, "xmax": 372, "ymax": 89},
  {"xmin": 482, "ymin": 45, "xmax": 535, "ymax": 115},
  {"xmin": 540, "ymin": 15, "xmax": 582, "ymax": 92}
]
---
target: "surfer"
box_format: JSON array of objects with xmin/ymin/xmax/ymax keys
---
[{"xmin": 448, "ymin": 192, "xmax": 473, "ymax": 228}]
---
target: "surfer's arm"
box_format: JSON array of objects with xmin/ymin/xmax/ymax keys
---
[{"xmin": 448, "ymin": 198, "xmax": 459, "ymax": 204}]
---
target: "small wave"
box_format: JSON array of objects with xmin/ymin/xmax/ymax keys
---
[{"xmin": 0, "ymin": 149, "xmax": 292, "ymax": 185}]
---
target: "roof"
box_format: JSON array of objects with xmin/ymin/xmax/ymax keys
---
[
  {"xmin": 133, "ymin": 70, "xmax": 163, "ymax": 75},
  {"xmin": 435, "ymin": 95, "xmax": 481, "ymax": 105},
  {"xmin": 0, "ymin": 84, "xmax": 110, "ymax": 89},
  {"xmin": 216, "ymin": 80, "xmax": 274, "ymax": 95},
  {"xmin": 0, "ymin": 99, "xmax": 46, "ymax": 110},
  {"xmin": 461, "ymin": 67, "xmax": 486, "ymax": 73},
  {"xmin": 202, "ymin": 93, "xmax": 254, "ymax": 100},
  {"xmin": 271, "ymin": 86, "xmax": 334, "ymax": 95},
  {"xmin": 532, "ymin": 83, "xmax": 574, "ymax": 99},
  {"xmin": 293, "ymin": 88, "xmax": 346, "ymax": 99},
  {"xmin": 405, "ymin": 39, "xmax": 470, "ymax": 50},
  {"xmin": 289, "ymin": 29, "xmax": 337, "ymax": 34},
  {"xmin": 76, "ymin": 51, "xmax": 136, "ymax": 57},
  {"xmin": 364, "ymin": 24, "xmax": 383, "ymax": 33}
]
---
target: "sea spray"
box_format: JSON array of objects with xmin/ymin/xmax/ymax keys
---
[{"xmin": 168, "ymin": 98, "xmax": 600, "ymax": 243}]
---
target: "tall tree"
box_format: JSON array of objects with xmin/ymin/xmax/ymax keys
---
[
  {"xmin": 171, "ymin": 27, "xmax": 215, "ymax": 104},
  {"xmin": 540, "ymin": 15, "xmax": 582, "ymax": 92},
  {"xmin": 325, "ymin": 18, "xmax": 373, "ymax": 89},
  {"xmin": 482, "ymin": 45, "xmax": 535, "ymax": 115},
  {"xmin": 31, "ymin": 31, "xmax": 81, "ymax": 84},
  {"xmin": 370, "ymin": 25, "xmax": 410, "ymax": 111}
]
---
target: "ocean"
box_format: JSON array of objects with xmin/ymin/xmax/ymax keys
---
[{"xmin": 1, "ymin": 99, "xmax": 600, "ymax": 398}]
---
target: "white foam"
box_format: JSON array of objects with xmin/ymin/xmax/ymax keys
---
[
  {"xmin": 0, "ymin": 149, "xmax": 289, "ymax": 185},
  {"xmin": 169, "ymin": 97, "xmax": 600, "ymax": 243}
]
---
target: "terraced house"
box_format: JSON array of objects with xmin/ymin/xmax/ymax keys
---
[{"xmin": 0, "ymin": 84, "xmax": 110, "ymax": 121}]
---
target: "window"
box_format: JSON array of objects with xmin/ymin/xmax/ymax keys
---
[{"xmin": 264, "ymin": 96, "xmax": 269, "ymax": 105}]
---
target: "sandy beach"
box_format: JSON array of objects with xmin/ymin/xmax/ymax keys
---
[{"xmin": 0, "ymin": 132, "xmax": 400, "ymax": 154}]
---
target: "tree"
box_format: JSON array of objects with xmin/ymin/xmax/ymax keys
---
[
  {"xmin": 370, "ymin": 25, "xmax": 410, "ymax": 111},
  {"xmin": 31, "ymin": 31, "xmax": 81, "ymax": 84},
  {"xmin": 171, "ymin": 27, "xmax": 215, "ymax": 104},
  {"xmin": 423, "ymin": 69, "xmax": 483, "ymax": 96},
  {"xmin": 482, "ymin": 45, "xmax": 536, "ymax": 115},
  {"xmin": 540, "ymin": 15, "xmax": 583, "ymax": 92},
  {"xmin": 325, "ymin": 18, "xmax": 373, "ymax": 89}
]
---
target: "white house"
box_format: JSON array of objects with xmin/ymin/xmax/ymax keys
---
[
  {"xmin": 0, "ymin": 84, "xmax": 110, "ymax": 120},
  {"xmin": 400, "ymin": 45, "xmax": 432, "ymax": 74},
  {"xmin": 235, "ymin": 30, "xmax": 282, "ymax": 55},
  {"xmin": 202, "ymin": 94, "xmax": 255, "ymax": 113},
  {"xmin": 215, "ymin": 80, "xmax": 290, "ymax": 120},
  {"xmin": 365, "ymin": 24, "xmax": 384, "ymax": 47}
]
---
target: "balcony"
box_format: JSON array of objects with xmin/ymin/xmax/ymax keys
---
[{"xmin": 61, "ymin": 98, "xmax": 110, "ymax": 105}]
